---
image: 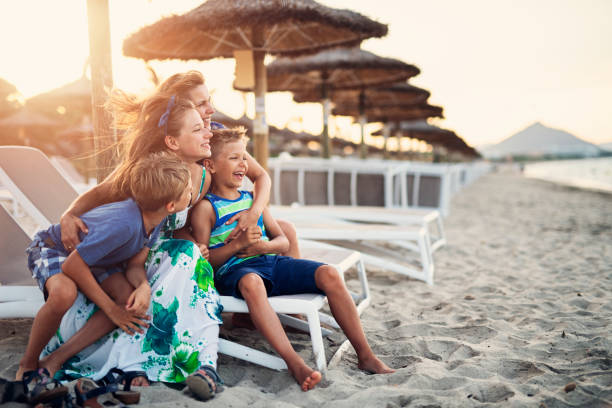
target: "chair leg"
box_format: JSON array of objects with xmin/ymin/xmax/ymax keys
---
[{"xmin": 305, "ymin": 310, "xmax": 327, "ymax": 374}]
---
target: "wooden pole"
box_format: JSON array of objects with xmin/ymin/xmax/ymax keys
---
[
  {"xmin": 252, "ymin": 28, "xmax": 268, "ymax": 171},
  {"xmin": 382, "ymin": 122, "xmax": 391, "ymax": 160},
  {"xmin": 358, "ymin": 90, "xmax": 367, "ymax": 159},
  {"xmin": 320, "ymin": 71, "xmax": 330, "ymax": 158},
  {"xmin": 86, "ymin": 0, "xmax": 116, "ymax": 182}
]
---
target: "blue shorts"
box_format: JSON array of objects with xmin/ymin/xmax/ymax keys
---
[
  {"xmin": 26, "ymin": 230, "xmax": 122, "ymax": 297},
  {"xmin": 215, "ymin": 255, "xmax": 325, "ymax": 299}
]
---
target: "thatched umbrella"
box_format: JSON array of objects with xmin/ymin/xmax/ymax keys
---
[
  {"xmin": 332, "ymin": 102, "xmax": 443, "ymax": 158},
  {"xmin": 293, "ymin": 81, "xmax": 430, "ymax": 158},
  {"xmin": 236, "ymin": 47, "xmax": 419, "ymax": 158},
  {"xmin": 0, "ymin": 108, "xmax": 62, "ymax": 147},
  {"xmin": 372, "ymin": 120, "xmax": 479, "ymax": 160},
  {"xmin": 27, "ymin": 73, "xmax": 92, "ymax": 124},
  {"xmin": 123, "ymin": 0, "xmax": 388, "ymax": 169},
  {"xmin": 0, "ymin": 78, "xmax": 21, "ymax": 119}
]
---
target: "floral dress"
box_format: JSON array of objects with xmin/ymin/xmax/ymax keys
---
[{"xmin": 44, "ymin": 166, "xmax": 223, "ymax": 383}]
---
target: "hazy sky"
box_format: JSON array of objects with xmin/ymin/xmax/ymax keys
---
[{"xmin": 1, "ymin": 0, "xmax": 610, "ymax": 148}]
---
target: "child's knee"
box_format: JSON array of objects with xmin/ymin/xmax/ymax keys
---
[
  {"xmin": 278, "ymin": 219, "xmax": 298, "ymax": 240},
  {"xmin": 238, "ymin": 273, "xmax": 266, "ymax": 298},
  {"xmin": 315, "ymin": 265, "xmax": 342, "ymax": 291},
  {"xmin": 101, "ymin": 273, "xmax": 134, "ymax": 305},
  {"xmin": 46, "ymin": 279, "xmax": 77, "ymax": 311}
]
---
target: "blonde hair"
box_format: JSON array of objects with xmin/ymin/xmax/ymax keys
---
[
  {"xmin": 105, "ymin": 70, "xmax": 208, "ymax": 200},
  {"xmin": 128, "ymin": 151, "xmax": 190, "ymax": 211},
  {"xmin": 210, "ymin": 126, "xmax": 248, "ymax": 159}
]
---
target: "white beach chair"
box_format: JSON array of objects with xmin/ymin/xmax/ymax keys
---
[
  {"xmin": 218, "ymin": 239, "xmax": 370, "ymax": 373},
  {"xmin": 0, "ymin": 145, "xmax": 371, "ymax": 372},
  {"xmin": 0, "ymin": 204, "xmax": 45, "ymax": 318},
  {"xmin": 0, "ymin": 146, "xmax": 79, "ymax": 229},
  {"xmin": 271, "ymin": 204, "xmax": 446, "ymax": 252}
]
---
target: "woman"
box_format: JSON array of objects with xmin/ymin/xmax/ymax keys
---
[{"xmin": 38, "ymin": 74, "xmax": 247, "ymax": 392}]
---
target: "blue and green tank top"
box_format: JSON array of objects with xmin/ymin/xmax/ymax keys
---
[{"xmin": 205, "ymin": 190, "xmax": 271, "ymax": 276}]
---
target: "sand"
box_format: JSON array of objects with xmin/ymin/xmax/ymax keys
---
[{"xmin": 1, "ymin": 170, "xmax": 611, "ymax": 407}]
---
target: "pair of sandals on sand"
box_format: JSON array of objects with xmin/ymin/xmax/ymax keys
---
[{"xmin": 1, "ymin": 366, "xmax": 223, "ymax": 407}]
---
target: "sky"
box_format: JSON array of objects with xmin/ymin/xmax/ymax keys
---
[{"xmin": 0, "ymin": 0, "xmax": 611, "ymax": 148}]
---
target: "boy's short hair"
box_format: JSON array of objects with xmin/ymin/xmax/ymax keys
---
[
  {"xmin": 210, "ymin": 126, "xmax": 248, "ymax": 158},
  {"xmin": 129, "ymin": 151, "xmax": 190, "ymax": 211}
]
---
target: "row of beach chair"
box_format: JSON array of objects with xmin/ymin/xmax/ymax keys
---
[{"xmin": 0, "ymin": 145, "xmax": 468, "ymax": 372}]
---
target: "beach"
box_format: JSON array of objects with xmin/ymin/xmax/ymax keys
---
[{"xmin": 1, "ymin": 170, "xmax": 611, "ymax": 407}]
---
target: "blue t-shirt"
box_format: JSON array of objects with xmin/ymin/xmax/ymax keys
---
[{"xmin": 47, "ymin": 199, "xmax": 163, "ymax": 268}]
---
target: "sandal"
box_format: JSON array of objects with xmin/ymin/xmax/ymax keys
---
[
  {"xmin": 75, "ymin": 377, "xmax": 125, "ymax": 408},
  {"xmin": 1, "ymin": 377, "xmax": 27, "ymax": 404},
  {"xmin": 22, "ymin": 368, "xmax": 68, "ymax": 405},
  {"xmin": 185, "ymin": 365, "xmax": 223, "ymax": 401},
  {"xmin": 97, "ymin": 368, "xmax": 144, "ymax": 404}
]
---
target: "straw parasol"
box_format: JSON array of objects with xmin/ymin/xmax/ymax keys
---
[
  {"xmin": 0, "ymin": 108, "xmax": 62, "ymax": 147},
  {"xmin": 27, "ymin": 74, "xmax": 92, "ymax": 123},
  {"xmin": 372, "ymin": 120, "xmax": 479, "ymax": 160},
  {"xmin": 122, "ymin": 0, "xmax": 388, "ymax": 169},
  {"xmin": 236, "ymin": 47, "xmax": 419, "ymax": 158}
]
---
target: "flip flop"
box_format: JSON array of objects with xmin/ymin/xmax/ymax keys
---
[
  {"xmin": 75, "ymin": 377, "xmax": 125, "ymax": 408},
  {"xmin": 185, "ymin": 365, "xmax": 223, "ymax": 401},
  {"xmin": 22, "ymin": 368, "xmax": 68, "ymax": 405},
  {"xmin": 97, "ymin": 368, "xmax": 144, "ymax": 404}
]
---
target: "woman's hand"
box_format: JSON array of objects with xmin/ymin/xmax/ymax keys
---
[
  {"xmin": 224, "ymin": 209, "xmax": 259, "ymax": 243},
  {"xmin": 106, "ymin": 304, "xmax": 149, "ymax": 335},
  {"xmin": 60, "ymin": 213, "xmax": 89, "ymax": 252}
]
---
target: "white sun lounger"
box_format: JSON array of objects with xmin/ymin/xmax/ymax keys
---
[
  {"xmin": 0, "ymin": 145, "xmax": 371, "ymax": 372},
  {"xmin": 271, "ymin": 204, "xmax": 446, "ymax": 252}
]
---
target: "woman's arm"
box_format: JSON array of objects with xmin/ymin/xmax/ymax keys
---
[
  {"xmin": 236, "ymin": 208, "xmax": 289, "ymax": 258},
  {"xmin": 224, "ymin": 152, "xmax": 271, "ymax": 241},
  {"xmin": 60, "ymin": 179, "xmax": 117, "ymax": 250}
]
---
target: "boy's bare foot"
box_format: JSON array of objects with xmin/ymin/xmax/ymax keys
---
[
  {"xmin": 288, "ymin": 362, "xmax": 322, "ymax": 391},
  {"xmin": 358, "ymin": 355, "xmax": 395, "ymax": 374}
]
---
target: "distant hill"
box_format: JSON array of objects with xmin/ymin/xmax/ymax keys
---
[
  {"xmin": 481, "ymin": 122, "xmax": 603, "ymax": 159},
  {"xmin": 599, "ymin": 142, "xmax": 612, "ymax": 151}
]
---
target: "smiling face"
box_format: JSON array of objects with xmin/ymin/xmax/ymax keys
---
[
  {"xmin": 166, "ymin": 108, "xmax": 212, "ymax": 162},
  {"xmin": 209, "ymin": 140, "xmax": 248, "ymax": 190},
  {"xmin": 186, "ymin": 84, "xmax": 215, "ymax": 130}
]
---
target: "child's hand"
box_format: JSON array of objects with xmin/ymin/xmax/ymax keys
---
[
  {"xmin": 235, "ymin": 225, "xmax": 262, "ymax": 249},
  {"xmin": 126, "ymin": 283, "xmax": 152, "ymax": 317},
  {"xmin": 225, "ymin": 209, "xmax": 258, "ymax": 243},
  {"xmin": 197, "ymin": 243, "xmax": 209, "ymax": 260},
  {"xmin": 106, "ymin": 304, "xmax": 149, "ymax": 336}
]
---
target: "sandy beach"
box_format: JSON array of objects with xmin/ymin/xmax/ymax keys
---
[{"xmin": 1, "ymin": 170, "xmax": 610, "ymax": 407}]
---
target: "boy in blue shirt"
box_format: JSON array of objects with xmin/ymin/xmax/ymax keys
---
[
  {"xmin": 191, "ymin": 127, "xmax": 394, "ymax": 392},
  {"xmin": 17, "ymin": 151, "xmax": 192, "ymax": 389}
]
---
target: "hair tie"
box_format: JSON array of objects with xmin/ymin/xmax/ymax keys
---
[
  {"xmin": 158, "ymin": 95, "xmax": 176, "ymax": 135},
  {"xmin": 211, "ymin": 121, "xmax": 226, "ymax": 130}
]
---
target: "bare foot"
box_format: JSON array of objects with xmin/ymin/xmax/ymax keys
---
[
  {"xmin": 129, "ymin": 376, "xmax": 150, "ymax": 387},
  {"xmin": 358, "ymin": 355, "xmax": 395, "ymax": 374},
  {"xmin": 15, "ymin": 364, "xmax": 37, "ymax": 381},
  {"xmin": 38, "ymin": 356, "xmax": 62, "ymax": 379},
  {"xmin": 288, "ymin": 362, "xmax": 322, "ymax": 391}
]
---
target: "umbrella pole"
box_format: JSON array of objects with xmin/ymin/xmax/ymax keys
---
[
  {"xmin": 358, "ymin": 90, "xmax": 367, "ymax": 159},
  {"xmin": 252, "ymin": 28, "xmax": 269, "ymax": 171},
  {"xmin": 395, "ymin": 122, "xmax": 403, "ymax": 160},
  {"xmin": 86, "ymin": 0, "xmax": 116, "ymax": 183},
  {"xmin": 382, "ymin": 122, "xmax": 391, "ymax": 160},
  {"xmin": 320, "ymin": 72, "xmax": 330, "ymax": 159}
]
